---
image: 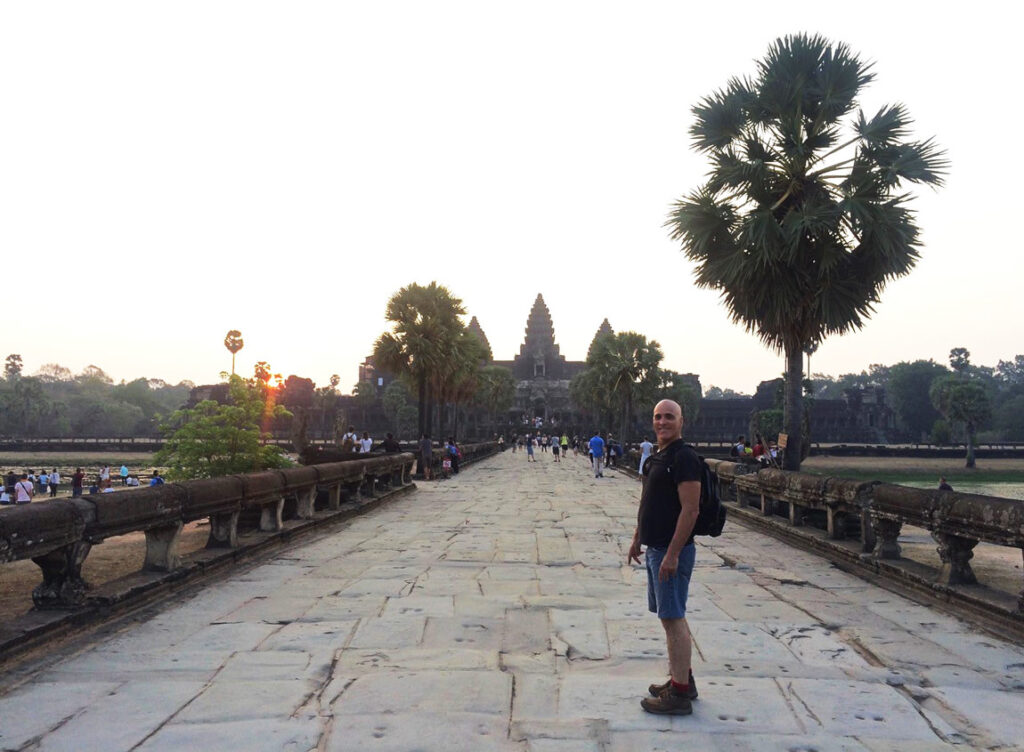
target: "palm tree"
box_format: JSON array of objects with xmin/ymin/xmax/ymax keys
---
[
  {"xmin": 589, "ymin": 332, "xmax": 663, "ymax": 445},
  {"xmin": 474, "ymin": 365, "xmax": 517, "ymax": 433},
  {"xmin": 373, "ymin": 282, "xmax": 466, "ymax": 436},
  {"xmin": 666, "ymin": 34, "xmax": 947, "ymax": 470},
  {"xmin": 224, "ymin": 330, "xmax": 244, "ymax": 376}
]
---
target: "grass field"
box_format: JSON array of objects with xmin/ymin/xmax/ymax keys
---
[{"xmin": 800, "ymin": 456, "xmax": 1024, "ymax": 484}]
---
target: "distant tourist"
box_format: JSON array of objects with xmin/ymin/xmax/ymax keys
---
[
  {"xmin": 382, "ymin": 433, "xmax": 401, "ymax": 453},
  {"xmin": 38, "ymin": 470, "xmax": 49, "ymax": 495},
  {"xmin": 99, "ymin": 465, "xmax": 111, "ymax": 489},
  {"xmin": 639, "ymin": 436, "xmax": 654, "ymax": 476},
  {"xmin": 120, "ymin": 465, "xmax": 129, "ymax": 485},
  {"xmin": 126, "ymin": 475, "xmax": 140, "ymax": 487},
  {"xmin": 938, "ymin": 477, "xmax": 953, "ymax": 491},
  {"xmin": 5, "ymin": 469, "xmax": 16, "ymax": 496},
  {"xmin": 552, "ymin": 436, "xmax": 561, "ymax": 462},
  {"xmin": 359, "ymin": 431, "xmax": 373, "ymax": 453},
  {"xmin": 49, "ymin": 468, "xmax": 60, "ymax": 497},
  {"xmin": 14, "ymin": 474, "xmax": 34, "ymax": 504},
  {"xmin": 150, "ymin": 470, "xmax": 165, "ymax": 487},
  {"xmin": 418, "ymin": 434, "xmax": 434, "ymax": 480},
  {"xmin": 341, "ymin": 426, "xmax": 358, "ymax": 453},
  {"xmin": 526, "ymin": 435, "xmax": 535, "ymax": 462},
  {"xmin": 731, "ymin": 435, "xmax": 745, "ymax": 458},
  {"xmin": 71, "ymin": 468, "xmax": 84, "ymax": 498},
  {"xmin": 589, "ymin": 432, "xmax": 605, "ymax": 478}
]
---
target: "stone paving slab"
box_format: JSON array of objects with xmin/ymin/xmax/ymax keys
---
[{"xmin": 2, "ymin": 450, "xmax": 1024, "ymax": 750}]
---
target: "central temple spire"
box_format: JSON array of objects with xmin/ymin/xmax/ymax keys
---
[{"xmin": 513, "ymin": 293, "xmax": 567, "ymax": 379}]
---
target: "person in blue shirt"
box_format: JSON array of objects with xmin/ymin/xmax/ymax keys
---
[
  {"xmin": 588, "ymin": 432, "xmax": 606, "ymax": 478},
  {"xmin": 149, "ymin": 470, "xmax": 165, "ymax": 486}
]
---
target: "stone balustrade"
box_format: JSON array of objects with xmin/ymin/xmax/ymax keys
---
[
  {"xmin": 707, "ymin": 459, "xmax": 1024, "ymax": 612},
  {"xmin": 1, "ymin": 453, "xmax": 418, "ymax": 610},
  {"xmin": 1, "ymin": 442, "xmax": 500, "ymax": 617}
]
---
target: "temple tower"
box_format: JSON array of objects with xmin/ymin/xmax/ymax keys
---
[{"xmin": 512, "ymin": 294, "xmax": 569, "ymax": 380}]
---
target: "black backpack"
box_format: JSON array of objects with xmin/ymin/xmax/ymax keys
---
[
  {"xmin": 645, "ymin": 444, "xmax": 727, "ymax": 537},
  {"xmin": 691, "ymin": 449, "xmax": 726, "ymax": 537}
]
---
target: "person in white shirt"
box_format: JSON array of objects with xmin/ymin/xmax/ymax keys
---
[
  {"xmin": 359, "ymin": 432, "xmax": 373, "ymax": 453},
  {"xmin": 638, "ymin": 436, "xmax": 654, "ymax": 475},
  {"xmin": 14, "ymin": 474, "xmax": 34, "ymax": 504}
]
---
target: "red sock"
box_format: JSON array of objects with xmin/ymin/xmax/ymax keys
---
[{"xmin": 670, "ymin": 679, "xmax": 689, "ymax": 693}]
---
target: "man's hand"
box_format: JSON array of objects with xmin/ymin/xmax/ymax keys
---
[
  {"xmin": 658, "ymin": 549, "xmax": 679, "ymax": 582},
  {"xmin": 628, "ymin": 533, "xmax": 642, "ymax": 565}
]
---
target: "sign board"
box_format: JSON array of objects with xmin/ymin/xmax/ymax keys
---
[{"xmin": 777, "ymin": 433, "xmax": 788, "ymax": 449}]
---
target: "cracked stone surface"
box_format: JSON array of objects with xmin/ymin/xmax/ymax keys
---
[{"xmin": 2, "ymin": 451, "xmax": 1023, "ymax": 750}]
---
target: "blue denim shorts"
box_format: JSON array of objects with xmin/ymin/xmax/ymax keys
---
[{"xmin": 645, "ymin": 543, "xmax": 696, "ymax": 619}]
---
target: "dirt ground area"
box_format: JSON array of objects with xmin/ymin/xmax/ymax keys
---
[{"xmin": 0, "ymin": 521, "xmax": 210, "ymax": 622}]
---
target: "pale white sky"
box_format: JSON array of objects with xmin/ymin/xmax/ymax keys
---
[{"xmin": 2, "ymin": 1, "xmax": 1019, "ymax": 394}]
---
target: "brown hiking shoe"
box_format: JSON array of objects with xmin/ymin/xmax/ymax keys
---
[
  {"xmin": 640, "ymin": 689, "xmax": 692, "ymax": 715},
  {"xmin": 648, "ymin": 674, "xmax": 698, "ymax": 700}
]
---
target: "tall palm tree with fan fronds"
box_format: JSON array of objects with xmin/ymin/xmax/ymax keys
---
[{"xmin": 667, "ymin": 34, "xmax": 947, "ymax": 469}]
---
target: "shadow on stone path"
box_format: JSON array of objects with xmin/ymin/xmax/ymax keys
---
[{"xmin": 1, "ymin": 450, "xmax": 1022, "ymax": 751}]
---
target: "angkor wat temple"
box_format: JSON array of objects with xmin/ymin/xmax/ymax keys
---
[{"xmin": 359, "ymin": 293, "xmax": 894, "ymax": 442}]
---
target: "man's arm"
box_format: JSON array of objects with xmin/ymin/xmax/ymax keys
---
[
  {"xmin": 658, "ymin": 480, "xmax": 700, "ymax": 581},
  {"xmin": 628, "ymin": 527, "xmax": 642, "ymax": 564}
]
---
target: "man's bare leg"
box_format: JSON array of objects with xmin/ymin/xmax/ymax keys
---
[{"xmin": 660, "ymin": 617, "xmax": 692, "ymax": 684}]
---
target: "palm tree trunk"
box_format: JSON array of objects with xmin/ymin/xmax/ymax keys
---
[
  {"xmin": 783, "ymin": 344, "xmax": 804, "ymax": 471},
  {"xmin": 965, "ymin": 422, "xmax": 976, "ymax": 468},
  {"xmin": 417, "ymin": 377, "xmax": 426, "ymax": 436}
]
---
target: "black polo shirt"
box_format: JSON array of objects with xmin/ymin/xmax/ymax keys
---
[{"xmin": 638, "ymin": 438, "xmax": 702, "ymax": 548}]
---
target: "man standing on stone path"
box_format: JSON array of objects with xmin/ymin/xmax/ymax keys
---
[
  {"xmin": 588, "ymin": 431, "xmax": 605, "ymax": 478},
  {"xmin": 628, "ymin": 399, "xmax": 701, "ymax": 715}
]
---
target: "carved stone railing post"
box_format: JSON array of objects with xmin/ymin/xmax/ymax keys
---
[
  {"xmin": 871, "ymin": 517, "xmax": 902, "ymax": 559},
  {"xmin": 341, "ymin": 480, "xmax": 362, "ymax": 504},
  {"xmin": 328, "ymin": 484, "xmax": 342, "ymax": 510},
  {"xmin": 933, "ymin": 532, "xmax": 979, "ymax": 585},
  {"xmin": 860, "ymin": 506, "xmax": 876, "ymax": 553},
  {"xmin": 260, "ymin": 498, "xmax": 285, "ymax": 532},
  {"xmin": 827, "ymin": 507, "xmax": 847, "ymax": 540},
  {"xmin": 144, "ymin": 521, "xmax": 183, "ymax": 571},
  {"xmin": 296, "ymin": 488, "xmax": 316, "ymax": 519},
  {"xmin": 31, "ymin": 542, "xmax": 92, "ymax": 609},
  {"xmin": 207, "ymin": 511, "xmax": 239, "ymax": 548},
  {"xmin": 402, "ymin": 460, "xmax": 413, "ymax": 485},
  {"xmin": 789, "ymin": 502, "xmax": 804, "ymax": 526}
]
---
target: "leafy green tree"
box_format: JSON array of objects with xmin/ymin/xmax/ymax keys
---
[
  {"xmin": 156, "ymin": 375, "xmax": 291, "ymax": 480},
  {"xmin": 382, "ymin": 381, "xmax": 413, "ymax": 435},
  {"xmin": 996, "ymin": 355, "xmax": 1024, "ymax": 386},
  {"xmin": 751, "ymin": 408, "xmax": 784, "ymax": 444},
  {"xmin": 886, "ymin": 360, "xmax": 949, "ymax": 441},
  {"xmin": 569, "ymin": 368, "xmax": 608, "ymax": 425},
  {"xmin": 930, "ymin": 376, "xmax": 992, "ymax": 468},
  {"xmin": 667, "ymin": 34, "xmax": 947, "ymax": 469},
  {"xmin": 373, "ymin": 282, "xmax": 467, "ymax": 436},
  {"xmin": 703, "ymin": 385, "xmax": 749, "ymax": 400},
  {"xmin": 994, "ymin": 395, "xmax": 1024, "ymax": 441},
  {"xmin": 930, "ymin": 418, "xmax": 951, "ymax": 446},
  {"xmin": 473, "ymin": 365, "xmax": 517, "ymax": 430},
  {"xmin": 5, "ymin": 354, "xmax": 23, "ymax": 381},
  {"xmin": 656, "ymin": 371, "xmax": 701, "ymax": 426}
]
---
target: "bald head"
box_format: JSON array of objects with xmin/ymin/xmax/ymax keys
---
[{"xmin": 652, "ymin": 399, "xmax": 684, "ymax": 448}]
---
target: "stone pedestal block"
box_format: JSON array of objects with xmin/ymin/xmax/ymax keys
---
[
  {"xmin": 933, "ymin": 532, "xmax": 979, "ymax": 585},
  {"xmin": 144, "ymin": 521, "xmax": 183, "ymax": 572},
  {"xmin": 31, "ymin": 541, "xmax": 92, "ymax": 609}
]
